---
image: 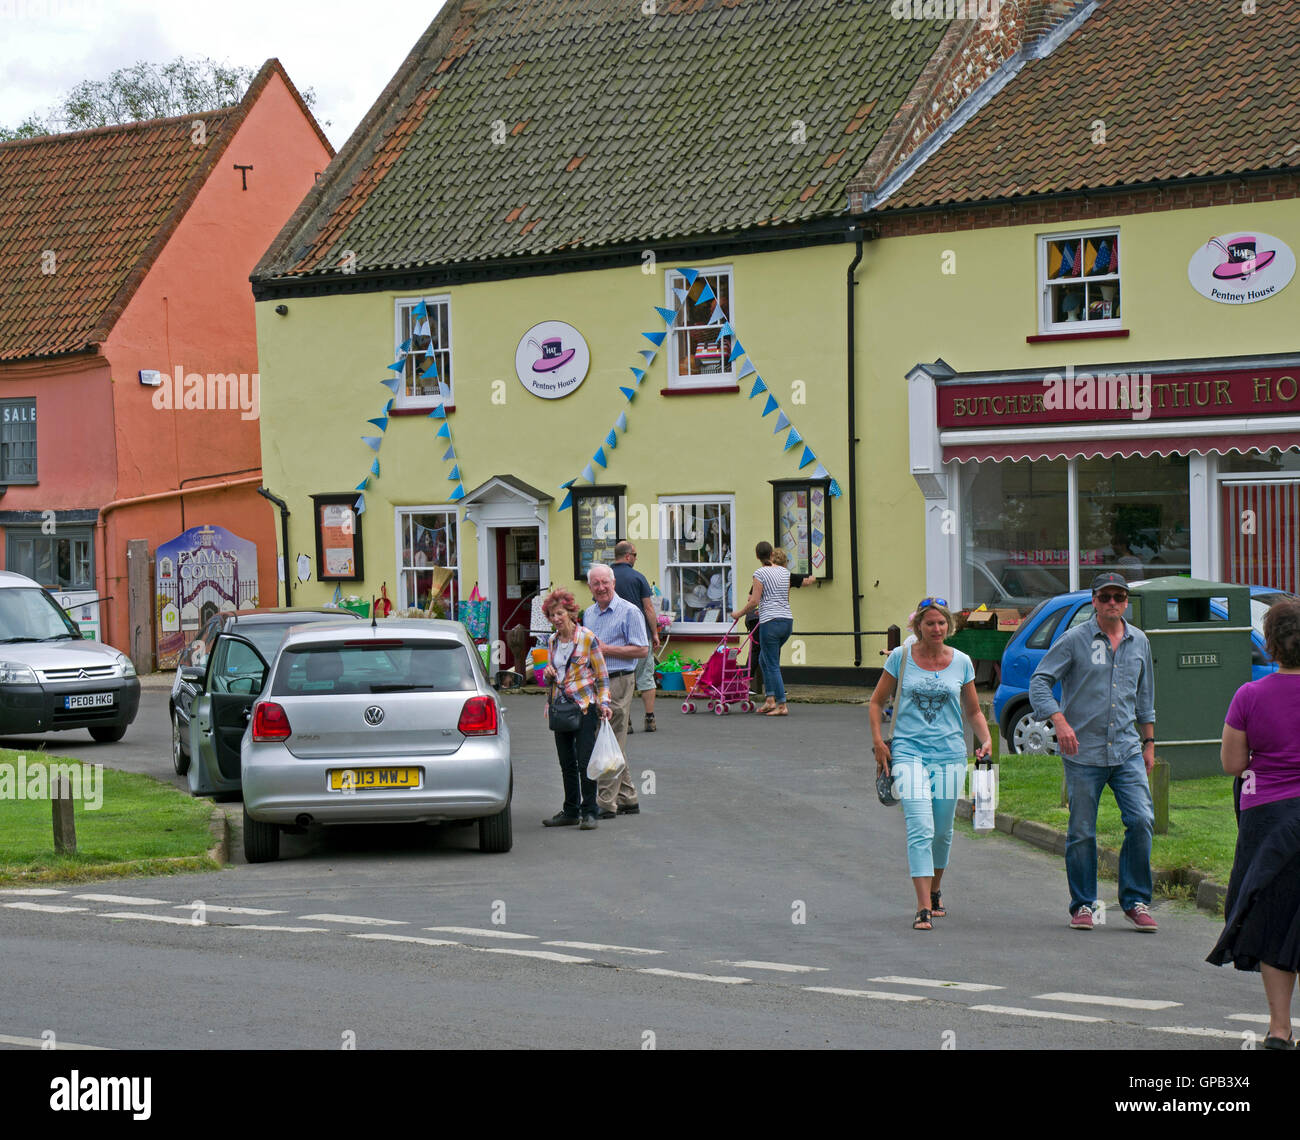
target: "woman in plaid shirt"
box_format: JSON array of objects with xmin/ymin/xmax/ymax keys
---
[{"xmin": 541, "ymin": 587, "xmax": 612, "ymax": 831}]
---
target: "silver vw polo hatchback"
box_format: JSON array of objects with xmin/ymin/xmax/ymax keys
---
[{"xmin": 238, "ymin": 619, "xmax": 511, "ymax": 862}]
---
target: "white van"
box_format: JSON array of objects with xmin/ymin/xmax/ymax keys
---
[{"xmin": 0, "ymin": 570, "xmax": 140, "ymax": 742}]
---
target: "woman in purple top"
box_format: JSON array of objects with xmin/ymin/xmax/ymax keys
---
[{"xmin": 1208, "ymin": 599, "xmax": 1300, "ymax": 1049}]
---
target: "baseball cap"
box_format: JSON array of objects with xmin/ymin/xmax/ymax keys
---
[{"xmin": 1090, "ymin": 571, "xmax": 1129, "ymax": 594}]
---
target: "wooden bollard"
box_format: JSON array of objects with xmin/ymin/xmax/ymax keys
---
[
  {"xmin": 52, "ymin": 773, "xmax": 76, "ymax": 854},
  {"xmin": 1149, "ymin": 756, "xmax": 1170, "ymax": 836}
]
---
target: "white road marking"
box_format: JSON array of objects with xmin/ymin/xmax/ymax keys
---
[
  {"xmin": 74, "ymin": 893, "xmax": 170, "ymax": 905},
  {"xmin": 871, "ymin": 975, "xmax": 1002, "ymax": 992},
  {"xmin": 639, "ymin": 968, "xmax": 751, "ymax": 985},
  {"xmin": 715, "ymin": 960, "xmax": 828, "ymax": 974},
  {"xmin": 3, "ymin": 902, "xmax": 87, "ymax": 914},
  {"xmin": 0, "ymin": 1033, "xmax": 106, "ymax": 1050},
  {"xmin": 1150, "ymin": 1025, "xmax": 1253, "ymax": 1040},
  {"xmin": 476, "ymin": 947, "xmax": 592, "ymax": 964},
  {"xmin": 971, "ymin": 1004, "xmax": 1107, "ymax": 1023},
  {"xmin": 0, "ymin": 888, "xmax": 65, "ymax": 896},
  {"xmin": 544, "ymin": 940, "xmax": 664, "ymax": 955},
  {"xmin": 425, "ymin": 926, "xmax": 536, "ymax": 940},
  {"xmin": 174, "ymin": 904, "xmax": 284, "ymax": 916},
  {"xmin": 1036, "ymin": 992, "xmax": 1181, "ymax": 1011},
  {"xmin": 1226, "ymin": 1013, "xmax": 1300, "ymax": 1027},
  {"xmin": 805, "ymin": 987, "xmax": 927, "ymax": 1003},
  {"xmin": 298, "ymin": 913, "xmax": 406, "ymax": 926},
  {"xmin": 228, "ymin": 924, "xmax": 331, "ymax": 934},
  {"xmin": 99, "ymin": 912, "xmax": 201, "ymax": 926},
  {"xmin": 352, "ymin": 933, "xmax": 461, "ymax": 947}
]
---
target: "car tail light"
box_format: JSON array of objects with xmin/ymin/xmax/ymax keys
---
[
  {"xmin": 253, "ymin": 701, "xmax": 292, "ymax": 742},
  {"xmin": 457, "ymin": 695, "xmax": 498, "ymax": 736}
]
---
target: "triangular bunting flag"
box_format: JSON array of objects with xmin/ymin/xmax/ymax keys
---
[
  {"xmin": 738, "ymin": 359, "xmax": 756, "ymax": 380},
  {"xmin": 387, "ymin": 359, "xmax": 405, "ymax": 373},
  {"xmin": 436, "ymin": 423, "xmax": 451, "ymax": 439},
  {"xmin": 708, "ymin": 303, "xmax": 725, "ymax": 326},
  {"xmin": 639, "ymin": 349, "xmax": 656, "ymax": 363},
  {"xmin": 762, "ymin": 394, "xmax": 779, "ymax": 417},
  {"xmin": 812, "ymin": 464, "xmax": 829, "ymax": 480},
  {"xmin": 630, "ymin": 367, "xmax": 646, "ymax": 382},
  {"xmin": 368, "ymin": 416, "xmax": 388, "ymax": 431},
  {"xmin": 449, "ymin": 483, "xmax": 465, "ymax": 502},
  {"xmin": 620, "ymin": 386, "xmax": 637, "ymax": 401},
  {"xmin": 385, "ymin": 398, "xmax": 395, "ymax": 413},
  {"xmin": 399, "ymin": 338, "xmax": 412, "ymax": 353},
  {"xmin": 355, "ymin": 478, "xmax": 369, "ymax": 492},
  {"xmin": 369, "ymin": 458, "xmax": 380, "ymax": 476},
  {"xmin": 642, "ymin": 331, "xmax": 666, "ymax": 347},
  {"xmin": 429, "ymin": 404, "xmax": 446, "ymax": 419},
  {"xmin": 438, "ymin": 381, "xmax": 452, "ymax": 400},
  {"xmin": 581, "ymin": 464, "xmax": 595, "ymax": 483},
  {"xmin": 448, "ymin": 464, "xmax": 460, "ymax": 480},
  {"xmin": 420, "ymin": 359, "xmax": 438, "ymax": 379},
  {"xmin": 354, "ymin": 495, "xmax": 366, "ymax": 515},
  {"xmin": 730, "ymin": 339, "xmax": 746, "ymax": 363},
  {"xmin": 560, "ymin": 478, "xmax": 577, "ymax": 489},
  {"xmin": 615, "ymin": 411, "xmax": 628, "ymax": 432},
  {"xmin": 799, "ymin": 446, "xmax": 817, "ymax": 470},
  {"xmin": 784, "ymin": 427, "xmax": 803, "ymax": 451},
  {"xmin": 380, "ymin": 376, "xmax": 401, "ymax": 394},
  {"xmin": 673, "ymin": 287, "xmax": 688, "ymax": 304},
  {"xmin": 697, "ymin": 282, "xmax": 715, "ymax": 305},
  {"xmin": 413, "ymin": 320, "xmax": 430, "ymax": 339},
  {"xmin": 606, "ymin": 430, "xmax": 618, "ymax": 449},
  {"xmin": 593, "ymin": 447, "xmax": 607, "ymax": 468},
  {"xmin": 655, "ymin": 306, "xmax": 677, "ymax": 325},
  {"xmin": 675, "ymin": 268, "xmax": 699, "ymax": 286},
  {"xmin": 412, "ymin": 301, "xmax": 427, "ymax": 321},
  {"xmin": 774, "ymin": 411, "xmax": 790, "ymax": 433},
  {"xmin": 829, "ymin": 479, "xmax": 843, "ymax": 498},
  {"xmin": 362, "ymin": 435, "xmax": 382, "ymax": 451},
  {"xmin": 443, "ymin": 445, "xmax": 456, "ymax": 461},
  {"xmin": 749, "ymin": 376, "xmax": 767, "ymax": 398},
  {"xmin": 559, "ymin": 490, "xmax": 573, "ymax": 512}
]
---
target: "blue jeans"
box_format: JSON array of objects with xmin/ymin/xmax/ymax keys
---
[
  {"xmin": 891, "ymin": 752, "xmax": 967, "ymax": 878},
  {"xmin": 757, "ymin": 618, "xmax": 793, "ymax": 703},
  {"xmin": 1063, "ymin": 754, "xmax": 1154, "ymax": 914}
]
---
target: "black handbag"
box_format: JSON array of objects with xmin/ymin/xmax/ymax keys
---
[{"xmin": 547, "ymin": 641, "xmax": 584, "ymax": 732}]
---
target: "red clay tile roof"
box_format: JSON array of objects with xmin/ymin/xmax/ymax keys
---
[
  {"xmin": 254, "ymin": 0, "xmax": 952, "ymax": 280},
  {"xmin": 884, "ymin": 0, "xmax": 1300, "ymax": 210},
  {"xmin": 0, "ymin": 59, "xmax": 329, "ymax": 361}
]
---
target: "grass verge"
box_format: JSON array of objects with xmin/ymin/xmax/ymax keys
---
[
  {"xmin": 965, "ymin": 751, "xmax": 1237, "ymax": 885},
  {"xmin": 0, "ymin": 748, "xmax": 219, "ymax": 886}
]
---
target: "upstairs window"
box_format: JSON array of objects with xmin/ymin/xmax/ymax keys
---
[
  {"xmin": 1, "ymin": 398, "xmax": 37, "ymax": 484},
  {"xmin": 1040, "ymin": 229, "xmax": 1120, "ymax": 333},
  {"xmin": 666, "ymin": 267, "xmax": 734, "ymax": 388},
  {"xmin": 394, "ymin": 297, "xmax": 453, "ymax": 409}
]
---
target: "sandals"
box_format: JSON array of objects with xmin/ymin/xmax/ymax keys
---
[
  {"xmin": 930, "ymin": 890, "xmax": 946, "ymax": 918},
  {"xmin": 913, "ymin": 908, "xmax": 932, "ymax": 931},
  {"xmin": 765, "ymin": 704, "xmax": 789, "ymax": 717}
]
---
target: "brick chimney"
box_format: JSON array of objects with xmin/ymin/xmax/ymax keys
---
[{"xmin": 1025, "ymin": 0, "xmax": 1081, "ymax": 42}]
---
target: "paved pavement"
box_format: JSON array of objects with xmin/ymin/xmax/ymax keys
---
[{"xmin": 0, "ymin": 686, "xmax": 1281, "ymax": 1063}]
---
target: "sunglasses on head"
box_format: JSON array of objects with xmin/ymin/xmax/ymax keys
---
[
  {"xmin": 917, "ymin": 597, "xmax": 949, "ymax": 610},
  {"xmin": 1096, "ymin": 592, "xmax": 1128, "ymax": 603}
]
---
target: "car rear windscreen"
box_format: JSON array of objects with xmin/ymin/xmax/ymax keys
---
[{"xmin": 272, "ymin": 642, "xmax": 477, "ymax": 696}]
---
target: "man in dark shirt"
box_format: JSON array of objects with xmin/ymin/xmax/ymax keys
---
[{"xmin": 611, "ymin": 540, "xmax": 660, "ymax": 731}]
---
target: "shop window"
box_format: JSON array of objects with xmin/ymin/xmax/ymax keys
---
[
  {"xmin": 6, "ymin": 529, "xmax": 93, "ymax": 590},
  {"xmin": 658, "ymin": 495, "xmax": 734, "ymax": 630},
  {"xmin": 1040, "ymin": 229, "xmax": 1120, "ymax": 332},
  {"xmin": 771, "ymin": 479, "xmax": 832, "ymax": 579},
  {"xmin": 396, "ymin": 508, "xmax": 459, "ymax": 616},
  {"xmin": 1077, "ymin": 454, "xmax": 1190, "ymax": 582},
  {"xmin": 1, "ymin": 398, "xmax": 37, "ymax": 484},
  {"xmin": 394, "ymin": 297, "xmax": 453, "ymax": 409},
  {"xmin": 570, "ymin": 486, "xmax": 624, "ymax": 578},
  {"xmin": 666, "ymin": 267, "xmax": 734, "ymax": 388}
]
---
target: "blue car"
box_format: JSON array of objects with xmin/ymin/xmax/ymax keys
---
[{"xmin": 993, "ymin": 584, "xmax": 1296, "ymax": 754}]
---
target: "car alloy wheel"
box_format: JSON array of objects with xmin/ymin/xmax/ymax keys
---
[
  {"xmin": 171, "ymin": 713, "xmax": 189, "ymax": 775},
  {"xmin": 1011, "ymin": 708, "xmax": 1058, "ymax": 755}
]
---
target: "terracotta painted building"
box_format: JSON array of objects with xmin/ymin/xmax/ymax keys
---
[{"xmin": 0, "ymin": 60, "xmax": 333, "ymax": 659}]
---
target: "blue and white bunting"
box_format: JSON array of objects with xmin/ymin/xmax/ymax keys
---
[
  {"xmin": 697, "ymin": 282, "xmax": 715, "ymax": 305},
  {"xmin": 449, "ymin": 484, "xmax": 465, "ymax": 502},
  {"xmin": 774, "ymin": 411, "xmax": 790, "ymax": 433},
  {"xmin": 355, "ymin": 478, "xmax": 369, "ymax": 491},
  {"xmin": 448, "ymin": 464, "xmax": 460, "ymax": 480},
  {"xmin": 559, "ymin": 490, "xmax": 573, "ymax": 511},
  {"xmin": 429, "ymin": 404, "xmax": 446, "ymax": 419},
  {"xmin": 620, "ymin": 386, "xmax": 637, "ymax": 401},
  {"xmin": 738, "ymin": 359, "xmax": 755, "ymax": 380},
  {"xmin": 675, "ymin": 268, "xmax": 700, "ymax": 286},
  {"xmin": 581, "ymin": 464, "xmax": 595, "ymax": 483},
  {"xmin": 812, "ymin": 464, "xmax": 829, "ymax": 480},
  {"xmin": 362, "ymin": 435, "xmax": 382, "ymax": 451},
  {"xmin": 380, "ymin": 376, "xmax": 401, "ymax": 394},
  {"xmin": 593, "ymin": 447, "xmax": 607, "ymax": 468},
  {"xmin": 655, "ymin": 306, "xmax": 677, "ymax": 325},
  {"xmin": 368, "ymin": 416, "xmax": 388, "ymax": 431},
  {"xmin": 749, "ymin": 376, "xmax": 767, "ymax": 398},
  {"xmin": 370, "ymin": 458, "xmax": 380, "ymax": 476},
  {"xmin": 829, "ymin": 479, "xmax": 842, "ymax": 498},
  {"xmin": 784, "ymin": 427, "xmax": 802, "ymax": 451},
  {"xmin": 616, "ymin": 411, "xmax": 628, "ymax": 432},
  {"xmin": 387, "ymin": 359, "xmax": 404, "ymax": 373},
  {"xmin": 799, "ymin": 446, "xmax": 816, "ymax": 470},
  {"xmin": 762, "ymin": 394, "xmax": 779, "ymax": 417},
  {"xmin": 642, "ymin": 331, "xmax": 665, "ymax": 348},
  {"xmin": 606, "ymin": 430, "xmax": 618, "ymax": 449},
  {"xmin": 443, "ymin": 445, "xmax": 456, "ymax": 461},
  {"xmin": 436, "ymin": 423, "xmax": 451, "ymax": 439},
  {"xmin": 354, "ymin": 495, "xmax": 366, "ymax": 515}
]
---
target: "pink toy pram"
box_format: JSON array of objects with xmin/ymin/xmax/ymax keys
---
[{"xmin": 681, "ymin": 618, "xmax": 757, "ymax": 715}]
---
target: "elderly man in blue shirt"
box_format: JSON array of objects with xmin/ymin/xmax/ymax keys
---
[
  {"xmin": 584, "ymin": 562, "xmax": 649, "ymax": 818},
  {"xmin": 1030, "ymin": 571, "xmax": 1158, "ymax": 933}
]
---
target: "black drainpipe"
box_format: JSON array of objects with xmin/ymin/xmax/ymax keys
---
[
  {"xmin": 846, "ymin": 226, "xmax": 866, "ymax": 667},
  {"xmin": 257, "ymin": 487, "xmax": 292, "ymax": 607}
]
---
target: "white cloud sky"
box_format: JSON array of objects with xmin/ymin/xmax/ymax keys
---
[{"xmin": 0, "ymin": 0, "xmax": 448, "ymax": 149}]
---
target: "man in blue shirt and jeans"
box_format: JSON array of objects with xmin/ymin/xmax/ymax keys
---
[{"xmin": 1030, "ymin": 572, "xmax": 1158, "ymax": 932}]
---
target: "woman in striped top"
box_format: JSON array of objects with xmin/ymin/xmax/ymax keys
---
[{"xmin": 733, "ymin": 541, "xmax": 797, "ymax": 716}]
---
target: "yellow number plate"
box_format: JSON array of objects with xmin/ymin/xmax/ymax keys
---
[{"xmin": 329, "ymin": 768, "xmax": 420, "ymax": 791}]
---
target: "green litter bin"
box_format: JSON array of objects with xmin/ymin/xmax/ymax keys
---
[
  {"xmin": 338, "ymin": 598, "xmax": 370, "ymax": 618},
  {"xmin": 1127, "ymin": 576, "xmax": 1251, "ymax": 780}
]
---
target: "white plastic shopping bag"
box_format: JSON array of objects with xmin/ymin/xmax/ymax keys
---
[
  {"xmin": 587, "ymin": 719, "xmax": 624, "ymax": 780},
  {"xmin": 971, "ymin": 760, "xmax": 997, "ymax": 832}
]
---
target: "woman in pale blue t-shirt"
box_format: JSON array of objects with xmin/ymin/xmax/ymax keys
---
[{"xmin": 869, "ymin": 599, "xmax": 992, "ymax": 931}]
